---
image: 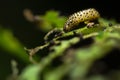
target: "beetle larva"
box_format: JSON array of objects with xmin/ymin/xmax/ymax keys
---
[{"xmin": 63, "ymin": 8, "xmax": 100, "ymax": 32}]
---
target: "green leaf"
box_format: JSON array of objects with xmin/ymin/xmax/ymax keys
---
[
  {"xmin": 38, "ymin": 10, "xmax": 67, "ymax": 31},
  {"xmin": 0, "ymin": 27, "xmax": 29, "ymax": 63},
  {"xmin": 19, "ymin": 65, "xmax": 41, "ymax": 80}
]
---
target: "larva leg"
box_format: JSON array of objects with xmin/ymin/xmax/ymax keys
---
[
  {"xmin": 87, "ymin": 22, "xmax": 95, "ymax": 28},
  {"xmin": 84, "ymin": 21, "xmax": 95, "ymax": 28}
]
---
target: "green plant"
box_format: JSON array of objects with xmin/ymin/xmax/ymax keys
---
[{"xmin": 6, "ymin": 10, "xmax": 120, "ymax": 80}]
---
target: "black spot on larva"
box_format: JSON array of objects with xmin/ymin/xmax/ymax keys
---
[
  {"xmin": 81, "ymin": 18, "xmax": 83, "ymax": 21},
  {"xmin": 73, "ymin": 15, "xmax": 77, "ymax": 18},
  {"xmin": 76, "ymin": 13, "xmax": 79, "ymax": 16},
  {"xmin": 88, "ymin": 10, "xmax": 91, "ymax": 13},
  {"xmin": 80, "ymin": 14, "xmax": 82, "ymax": 16},
  {"xmin": 69, "ymin": 21, "xmax": 72, "ymax": 24},
  {"xmin": 83, "ymin": 12, "xmax": 86, "ymax": 15},
  {"xmin": 90, "ymin": 14, "xmax": 93, "ymax": 16},
  {"xmin": 91, "ymin": 10, "xmax": 94, "ymax": 13}
]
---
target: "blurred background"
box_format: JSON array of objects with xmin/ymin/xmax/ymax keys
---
[{"xmin": 0, "ymin": 0, "xmax": 119, "ymax": 80}]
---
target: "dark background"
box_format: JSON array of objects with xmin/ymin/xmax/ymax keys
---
[{"xmin": 0, "ymin": 0, "xmax": 119, "ymax": 79}]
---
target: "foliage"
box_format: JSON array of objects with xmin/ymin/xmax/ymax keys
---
[
  {"xmin": 0, "ymin": 27, "xmax": 29, "ymax": 63},
  {"xmin": 1, "ymin": 10, "xmax": 120, "ymax": 80},
  {"xmin": 36, "ymin": 10, "xmax": 67, "ymax": 32}
]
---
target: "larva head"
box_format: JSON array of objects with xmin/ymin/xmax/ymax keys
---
[{"xmin": 63, "ymin": 19, "xmax": 75, "ymax": 32}]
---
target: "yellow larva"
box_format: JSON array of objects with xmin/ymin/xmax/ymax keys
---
[{"xmin": 63, "ymin": 8, "xmax": 100, "ymax": 32}]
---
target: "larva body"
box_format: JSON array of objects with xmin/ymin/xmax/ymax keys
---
[{"xmin": 63, "ymin": 8, "xmax": 100, "ymax": 32}]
